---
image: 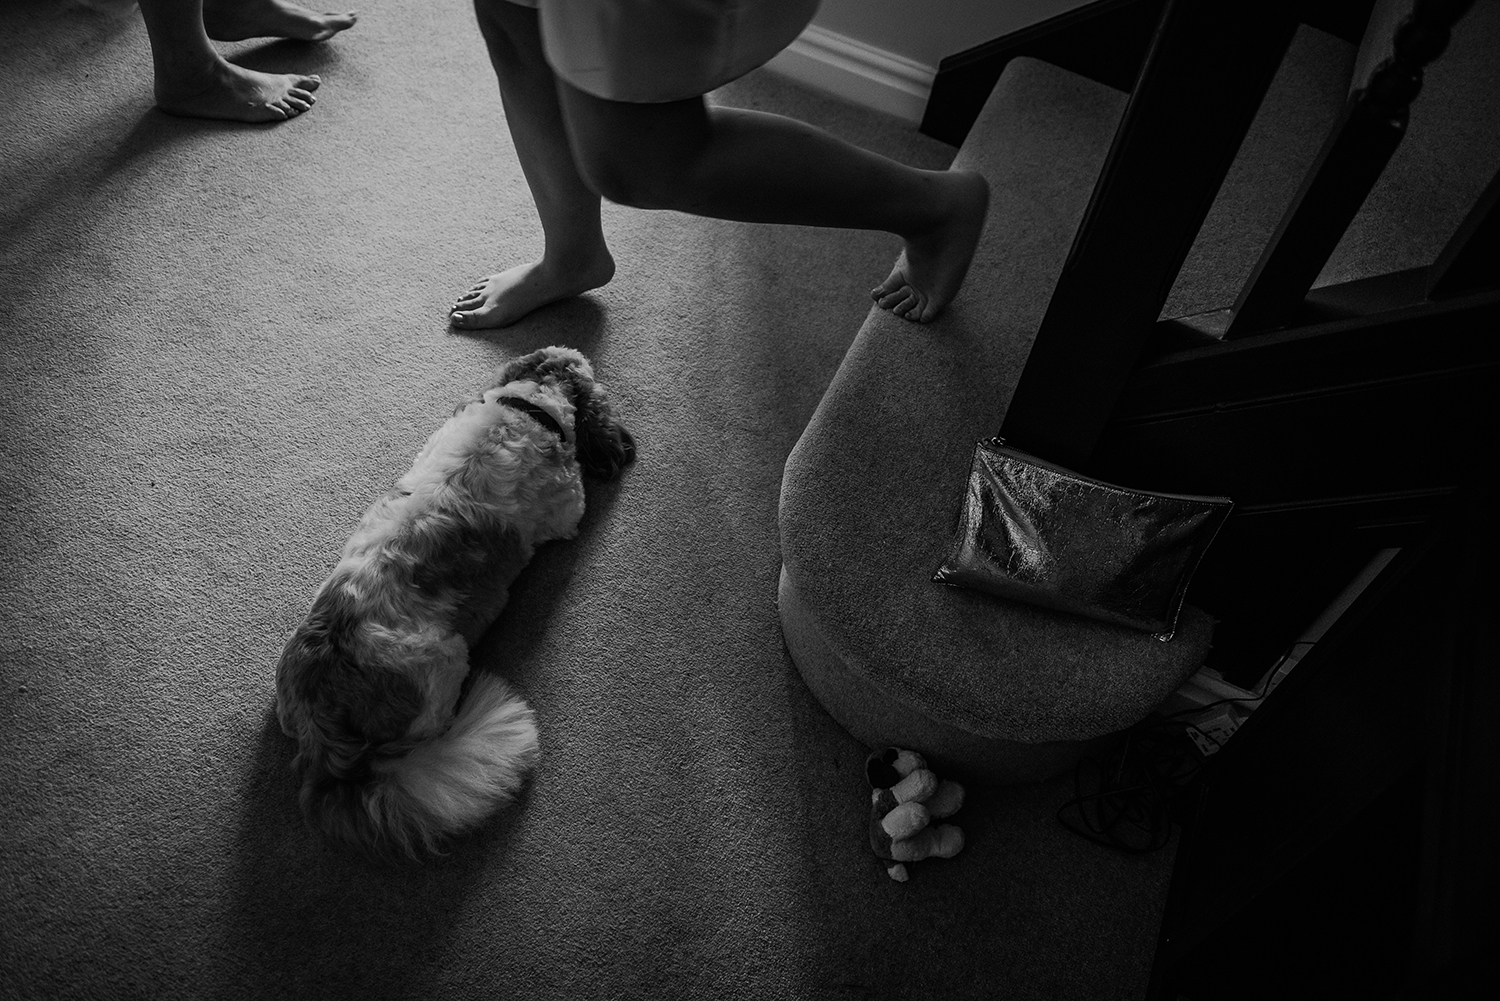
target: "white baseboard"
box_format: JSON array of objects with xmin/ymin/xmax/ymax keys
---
[{"xmin": 762, "ymin": 25, "xmax": 936, "ymax": 125}]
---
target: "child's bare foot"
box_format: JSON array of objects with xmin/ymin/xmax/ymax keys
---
[
  {"xmin": 870, "ymin": 170, "xmax": 990, "ymax": 324},
  {"xmin": 450, "ymin": 251, "xmax": 616, "ymax": 330},
  {"xmin": 203, "ymin": 0, "xmax": 358, "ymax": 42},
  {"xmin": 155, "ymin": 58, "xmax": 320, "ymax": 122}
]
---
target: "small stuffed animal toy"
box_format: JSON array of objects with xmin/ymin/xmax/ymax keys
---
[{"xmin": 866, "ymin": 747, "xmax": 965, "ymax": 881}]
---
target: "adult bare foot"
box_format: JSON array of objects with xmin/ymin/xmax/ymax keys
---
[
  {"xmin": 155, "ymin": 57, "xmax": 320, "ymax": 122},
  {"xmin": 203, "ymin": 0, "xmax": 357, "ymax": 42},
  {"xmin": 870, "ymin": 170, "xmax": 990, "ymax": 324},
  {"xmin": 450, "ymin": 252, "xmax": 616, "ymax": 330}
]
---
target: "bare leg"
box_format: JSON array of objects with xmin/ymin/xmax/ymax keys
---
[
  {"xmin": 452, "ymin": 0, "xmax": 615, "ymax": 330},
  {"xmin": 140, "ymin": 0, "xmax": 322, "ymax": 122},
  {"xmin": 201, "ymin": 0, "xmax": 357, "ymax": 42},
  {"xmin": 557, "ymin": 87, "xmax": 989, "ymax": 324}
]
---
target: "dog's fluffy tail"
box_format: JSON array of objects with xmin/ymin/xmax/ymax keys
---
[{"xmin": 302, "ymin": 673, "xmax": 539, "ymax": 857}]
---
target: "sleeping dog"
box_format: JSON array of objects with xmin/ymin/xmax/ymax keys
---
[{"xmin": 276, "ymin": 345, "xmax": 635, "ymax": 856}]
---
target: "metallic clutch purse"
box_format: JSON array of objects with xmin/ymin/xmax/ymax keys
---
[{"xmin": 933, "ymin": 438, "xmax": 1233, "ymax": 640}]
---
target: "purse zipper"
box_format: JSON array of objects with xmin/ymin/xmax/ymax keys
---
[{"xmin": 986, "ymin": 436, "xmax": 1232, "ymax": 506}]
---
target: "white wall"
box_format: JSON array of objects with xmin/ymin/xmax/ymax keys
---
[{"xmin": 764, "ymin": 0, "xmax": 1092, "ymax": 123}]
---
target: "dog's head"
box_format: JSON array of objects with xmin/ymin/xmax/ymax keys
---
[{"xmin": 497, "ymin": 345, "xmax": 636, "ymax": 480}]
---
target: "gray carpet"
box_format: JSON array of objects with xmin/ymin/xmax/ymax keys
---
[{"xmin": 1, "ymin": 3, "xmax": 1178, "ymax": 999}]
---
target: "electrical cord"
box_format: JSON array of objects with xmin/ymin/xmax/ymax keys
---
[
  {"xmin": 1056, "ymin": 682, "xmax": 1274, "ymax": 854},
  {"xmin": 1056, "ymin": 722, "xmax": 1198, "ymax": 854}
]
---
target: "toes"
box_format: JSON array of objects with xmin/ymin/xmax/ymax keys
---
[
  {"xmin": 890, "ymin": 287, "xmax": 930, "ymax": 320},
  {"xmin": 877, "ymin": 286, "xmax": 913, "ymax": 311},
  {"xmin": 870, "ymin": 272, "xmax": 906, "ymax": 301},
  {"xmin": 450, "ymin": 309, "xmax": 469, "ymax": 326},
  {"xmin": 453, "ymin": 290, "xmax": 483, "ymax": 309},
  {"xmin": 288, "ymin": 87, "xmax": 317, "ymax": 105},
  {"xmin": 318, "ymin": 14, "xmax": 359, "ymax": 37},
  {"xmin": 297, "ymin": 75, "xmax": 322, "ymax": 91}
]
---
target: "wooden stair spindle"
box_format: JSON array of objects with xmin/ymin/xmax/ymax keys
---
[{"xmin": 1224, "ymin": 0, "xmax": 1478, "ymax": 338}]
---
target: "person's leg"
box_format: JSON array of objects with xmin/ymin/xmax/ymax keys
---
[
  {"xmin": 556, "ymin": 85, "xmax": 989, "ymax": 324},
  {"xmin": 451, "ymin": 0, "xmax": 614, "ymax": 330},
  {"xmin": 139, "ymin": 0, "xmax": 323, "ymax": 122},
  {"xmin": 200, "ymin": 0, "xmax": 357, "ymax": 42}
]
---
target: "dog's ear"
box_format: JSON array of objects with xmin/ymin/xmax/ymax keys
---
[{"xmin": 573, "ymin": 383, "xmax": 636, "ymax": 481}]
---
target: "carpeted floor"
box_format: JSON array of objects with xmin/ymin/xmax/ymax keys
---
[{"xmin": 0, "ymin": 3, "xmax": 1179, "ymax": 999}]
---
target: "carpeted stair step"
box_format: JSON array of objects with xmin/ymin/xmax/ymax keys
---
[
  {"xmin": 775, "ymin": 26, "xmax": 1368, "ymax": 784},
  {"xmin": 779, "ymin": 56, "xmax": 1176, "ymax": 785}
]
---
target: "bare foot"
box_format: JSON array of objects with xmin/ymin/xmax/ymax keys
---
[
  {"xmin": 450, "ymin": 252, "xmax": 616, "ymax": 330},
  {"xmin": 155, "ymin": 58, "xmax": 320, "ymax": 122},
  {"xmin": 870, "ymin": 170, "xmax": 990, "ymax": 324},
  {"xmin": 203, "ymin": 0, "xmax": 358, "ymax": 42}
]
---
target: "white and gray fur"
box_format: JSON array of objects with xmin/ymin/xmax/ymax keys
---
[{"xmin": 275, "ymin": 346, "xmax": 635, "ymax": 857}]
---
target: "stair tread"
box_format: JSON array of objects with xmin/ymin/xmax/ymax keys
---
[
  {"xmin": 780, "ymin": 58, "xmax": 1211, "ymax": 745},
  {"xmin": 1164, "ymin": 24, "xmax": 1357, "ymax": 320},
  {"xmin": 1320, "ymin": 0, "xmax": 1500, "ymax": 289}
]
